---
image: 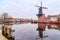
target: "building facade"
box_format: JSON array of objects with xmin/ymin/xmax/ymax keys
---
[
  {"xmin": 47, "ymin": 14, "xmax": 60, "ymax": 22},
  {"xmin": 38, "ymin": 14, "xmax": 46, "ymax": 22}
]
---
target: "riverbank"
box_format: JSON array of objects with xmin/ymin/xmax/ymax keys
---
[{"xmin": 0, "ymin": 34, "xmax": 8, "ymax": 40}]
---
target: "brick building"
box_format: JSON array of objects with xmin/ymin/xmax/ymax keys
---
[{"xmin": 38, "ymin": 14, "xmax": 46, "ymax": 22}]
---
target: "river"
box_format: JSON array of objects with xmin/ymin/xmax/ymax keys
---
[{"xmin": 0, "ymin": 23, "xmax": 60, "ymax": 40}]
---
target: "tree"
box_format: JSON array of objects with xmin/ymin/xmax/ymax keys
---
[{"xmin": 0, "ymin": 13, "xmax": 8, "ymax": 20}]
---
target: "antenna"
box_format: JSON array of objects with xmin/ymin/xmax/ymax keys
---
[{"xmin": 41, "ymin": 1, "xmax": 42, "ymax": 7}]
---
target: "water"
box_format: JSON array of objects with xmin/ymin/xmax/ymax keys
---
[
  {"xmin": 12, "ymin": 23, "xmax": 38, "ymax": 40},
  {"xmin": 1, "ymin": 23, "xmax": 60, "ymax": 40}
]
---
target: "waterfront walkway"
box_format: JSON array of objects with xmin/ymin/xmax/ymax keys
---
[{"xmin": 0, "ymin": 34, "xmax": 8, "ymax": 40}]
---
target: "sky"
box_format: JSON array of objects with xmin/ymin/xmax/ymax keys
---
[{"xmin": 0, "ymin": 0, "xmax": 60, "ymax": 19}]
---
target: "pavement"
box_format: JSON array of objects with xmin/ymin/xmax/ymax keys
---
[{"xmin": 0, "ymin": 34, "xmax": 8, "ymax": 40}]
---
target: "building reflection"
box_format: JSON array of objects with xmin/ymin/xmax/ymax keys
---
[
  {"xmin": 36, "ymin": 23, "xmax": 48, "ymax": 40},
  {"xmin": 48, "ymin": 24, "xmax": 60, "ymax": 30},
  {"xmin": 2, "ymin": 24, "xmax": 15, "ymax": 40}
]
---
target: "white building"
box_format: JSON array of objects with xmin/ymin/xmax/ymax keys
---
[{"xmin": 47, "ymin": 15, "xmax": 60, "ymax": 22}]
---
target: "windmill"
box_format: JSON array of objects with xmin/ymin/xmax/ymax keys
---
[{"xmin": 35, "ymin": 1, "xmax": 47, "ymax": 18}]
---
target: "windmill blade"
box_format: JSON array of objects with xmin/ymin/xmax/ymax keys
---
[
  {"xmin": 42, "ymin": 7, "xmax": 47, "ymax": 9},
  {"xmin": 35, "ymin": 5, "xmax": 40, "ymax": 7}
]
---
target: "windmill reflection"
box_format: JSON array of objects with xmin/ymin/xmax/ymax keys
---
[{"xmin": 36, "ymin": 23, "xmax": 48, "ymax": 40}]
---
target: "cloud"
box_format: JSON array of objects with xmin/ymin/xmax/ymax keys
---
[{"xmin": 0, "ymin": 0, "xmax": 60, "ymax": 19}]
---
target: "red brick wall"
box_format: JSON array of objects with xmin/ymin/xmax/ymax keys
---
[{"xmin": 38, "ymin": 14, "xmax": 46, "ymax": 22}]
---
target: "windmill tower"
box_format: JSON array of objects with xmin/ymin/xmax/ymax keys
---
[{"xmin": 35, "ymin": 2, "xmax": 47, "ymax": 22}]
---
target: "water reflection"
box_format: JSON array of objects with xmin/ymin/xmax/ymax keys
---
[
  {"xmin": 2, "ymin": 24, "xmax": 15, "ymax": 40},
  {"xmin": 36, "ymin": 23, "xmax": 48, "ymax": 40},
  {"xmin": 1, "ymin": 22, "xmax": 60, "ymax": 40},
  {"xmin": 48, "ymin": 24, "xmax": 60, "ymax": 30}
]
